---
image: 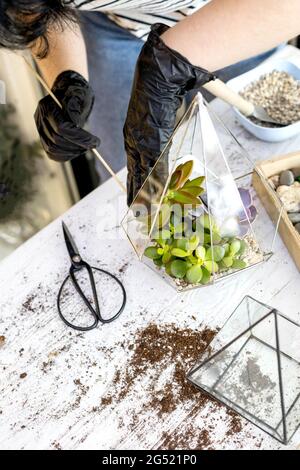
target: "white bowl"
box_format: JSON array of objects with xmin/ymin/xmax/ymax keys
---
[{"xmin": 227, "ymin": 58, "xmax": 300, "ymax": 142}]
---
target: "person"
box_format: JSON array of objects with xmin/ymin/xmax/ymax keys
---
[{"xmin": 0, "ymin": 1, "xmax": 300, "ymax": 205}]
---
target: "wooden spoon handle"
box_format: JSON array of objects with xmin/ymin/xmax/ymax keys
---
[{"xmin": 203, "ymin": 78, "xmax": 255, "ymax": 117}]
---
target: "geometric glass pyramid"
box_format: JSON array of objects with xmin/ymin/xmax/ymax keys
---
[
  {"xmin": 122, "ymin": 93, "xmax": 282, "ymax": 291},
  {"xmin": 187, "ymin": 296, "xmax": 300, "ymax": 444}
]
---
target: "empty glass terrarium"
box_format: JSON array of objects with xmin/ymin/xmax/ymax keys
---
[
  {"xmin": 122, "ymin": 93, "xmax": 282, "ymax": 291},
  {"xmin": 187, "ymin": 296, "xmax": 300, "ymax": 444}
]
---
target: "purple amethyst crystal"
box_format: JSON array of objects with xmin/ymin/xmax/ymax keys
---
[{"xmin": 238, "ymin": 188, "xmax": 257, "ymax": 231}]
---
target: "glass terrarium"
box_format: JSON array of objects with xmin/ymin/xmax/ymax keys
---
[
  {"xmin": 187, "ymin": 296, "xmax": 300, "ymax": 444},
  {"xmin": 122, "ymin": 93, "xmax": 282, "ymax": 291}
]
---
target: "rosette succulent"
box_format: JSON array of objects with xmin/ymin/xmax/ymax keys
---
[{"xmin": 137, "ymin": 159, "xmax": 205, "ymax": 233}]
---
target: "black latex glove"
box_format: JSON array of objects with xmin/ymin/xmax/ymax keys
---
[
  {"xmin": 35, "ymin": 70, "xmax": 100, "ymax": 162},
  {"xmin": 124, "ymin": 23, "xmax": 216, "ymax": 206}
]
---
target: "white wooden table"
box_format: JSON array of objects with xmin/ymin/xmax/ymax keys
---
[{"xmin": 1, "ymin": 78, "xmax": 300, "ymax": 450}]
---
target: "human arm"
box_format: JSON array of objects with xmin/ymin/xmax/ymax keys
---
[
  {"xmin": 31, "ymin": 19, "xmax": 88, "ymax": 87},
  {"xmin": 31, "ymin": 19, "xmax": 99, "ymax": 162},
  {"xmin": 162, "ymin": 0, "xmax": 300, "ymax": 71}
]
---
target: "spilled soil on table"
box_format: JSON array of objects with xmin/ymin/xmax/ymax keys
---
[{"xmin": 97, "ymin": 323, "xmax": 245, "ymax": 449}]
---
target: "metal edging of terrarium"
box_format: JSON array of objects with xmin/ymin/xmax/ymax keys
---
[
  {"xmin": 145, "ymin": 257, "xmax": 265, "ymax": 293},
  {"xmin": 187, "ymin": 295, "xmax": 300, "ymax": 445}
]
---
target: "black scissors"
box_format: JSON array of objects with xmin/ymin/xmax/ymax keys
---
[{"xmin": 57, "ymin": 222, "xmax": 126, "ymax": 331}]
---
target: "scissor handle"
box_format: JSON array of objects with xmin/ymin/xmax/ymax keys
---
[
  {"xmin": 57, "ymin": 261, "xmax": 98, "ymax": 331},
  {"xmin": 72, "ymin": 261, "xmax": 101, "ymax": 325},
  {"xmin": 94, "ymin": 267, "xmax": 127, "ymax": 324},
  {"xmin": 57, "ymin": 262, "xmax": 126, "ymax": 331}
]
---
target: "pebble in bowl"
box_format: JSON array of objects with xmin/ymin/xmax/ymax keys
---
[{"xmin": 227, "ymin": 58, "xmax": 300, "ymax": 142}]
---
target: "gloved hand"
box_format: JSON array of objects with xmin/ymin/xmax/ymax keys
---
[
  {"xmin": 124, "ymin": 23, "xmax": 216, "ymax": 206},
  {"xmin": 35, "ymin": 70, "xmax": 100, "ymax": 162}
]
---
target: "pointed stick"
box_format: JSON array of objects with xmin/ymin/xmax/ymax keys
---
[{"xmin": 23, "ymin": 57, "xmax": 127, "ymax": 194}]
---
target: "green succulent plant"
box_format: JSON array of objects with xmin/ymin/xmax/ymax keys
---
[
  {"xmin": 144, "ymin": 160, "xmax": 248, "ymax": 286},
  {"xmin": 165, "ymin": 160, "xmax": 205, "ymax": 206},
  {"xmin": 150, "ymin": 160, "xmax": 205, "ymax": 230}
]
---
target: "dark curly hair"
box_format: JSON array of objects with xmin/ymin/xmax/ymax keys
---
[{"xmin": 0, "ymin": 1, "xmax": 78, "ymax": 58}]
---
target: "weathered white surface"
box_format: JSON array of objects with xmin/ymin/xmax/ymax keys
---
[{"xmin": 1, "ymin": 82, "xmax": 300, "ymax": 450}]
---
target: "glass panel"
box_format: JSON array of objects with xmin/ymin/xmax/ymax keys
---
[
  {"xmin": 276, "ymin": 313, "xmax": 300, "ymax": 442},
  {"xmin": 122, "ymin": 100, "xmax": 196, "ymax": 259},
  {"xmin": 189, "ymin": 296, "xmax": 300, "ymax": 444}
]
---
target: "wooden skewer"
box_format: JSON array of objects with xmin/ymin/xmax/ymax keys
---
[{"xmin": 23, "ymin": 57, "xmax": 127, "ymax": 194}]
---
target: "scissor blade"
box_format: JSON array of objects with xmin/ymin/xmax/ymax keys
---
[{"xmin": 62, "ymin": 221, "xmax": 81, "ymax": 260}]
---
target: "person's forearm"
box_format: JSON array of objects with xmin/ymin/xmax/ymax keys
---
[
  {"xmin": 31, "ymin": 20, "xmax": 88, "ymax": 87},
  {"xmin": 162, "ymin": 0, "xmax": 300, "ymax": 71}
]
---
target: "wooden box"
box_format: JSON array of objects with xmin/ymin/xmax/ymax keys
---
[{"xmin": 252, "ymin": 151, "xmax": 300, "ymax": 271}]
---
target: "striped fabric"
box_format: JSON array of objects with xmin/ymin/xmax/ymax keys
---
[{"xmin": 66, "ymin": 0, "xmax": 208, "ymax": 39}]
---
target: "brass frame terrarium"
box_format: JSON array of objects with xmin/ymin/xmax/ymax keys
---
[{"xmin": 122, "ymin": 93, "xmax": 282, "ymax": 291}]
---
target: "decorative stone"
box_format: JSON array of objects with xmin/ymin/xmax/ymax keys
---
[
  {"xmin": 294, "ymin": 223, "xmax": 300, "ymax": 234},
  {"xmin": 279, "ymin": 170, "xmax": 294, "ymax": 186},
  {"xmin": 291, "ymin": 167, "xmax": 300, "ymax": 178},
  {"xmin": 288, "ymin": 212, "xmax": 300, "ymax": 224},
  {"xmin": 268, "ymin": 175, "xmax": 280, "ymax": 190},
  {"xmin": 276, "ymin": 184, "xmax": 300, "ymax": 213}
]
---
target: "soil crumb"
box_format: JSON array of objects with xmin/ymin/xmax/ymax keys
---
[
  {"xmin": 22, "ymin": 294, "xmax": 36, "ymax": 313},
  {"xmin": 119, "ymin": 262, "xmax": 129, "ymax": 274},
  {"xmin": 101, "ymin": 396, "xmax": 113, "ymax": 406}
]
